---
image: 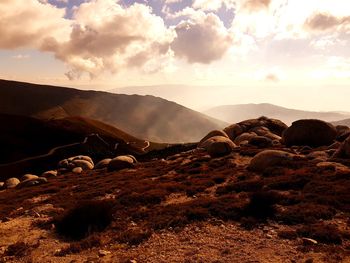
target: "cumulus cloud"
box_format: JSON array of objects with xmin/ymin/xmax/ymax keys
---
[
  {"xmin": 171, "ymin": 13, "xmax": 233, "ymax": 63},
  {"xmin": 42, "ymin": 0, "xmax": 175, "ymax": 78},
  {"xmin": 242, "ymin": 0, "xmax": 271, "ymax": 11},
  {"xmin": 0, "ymin": 0, "xmax": 70, "ymax": 49},
  {"xmin": 305, "ymin": 13, "xmax": 350, "ymax": 32}
]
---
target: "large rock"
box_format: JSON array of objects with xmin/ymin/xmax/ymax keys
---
[
  {"xmin": 199, "ymin": 130, "xmax": 228, "ymax": 145},
  {"xmin": 108, "ymin": 155, "xmax": 136, "ymax": 171},
  {"xmin": 234, "ymin": 132, "xmax": 257, "ymax": 145},
  {"xmin": 72, "ymin": 160, "xmax": 94, "ymax": 170},
  {"xmin": 18, "ymin": 177, "xmax": 47, "ymax": 188},
  {"xmin": 95, "ymin": 158, "xmax": 112, "ymax": 169},
  {"xmin": 334, "ymin": 135, "xmax": 350, "ymax": 158},
  {"xmin": 248, "ymin": 136, "xmax": 273, "ymax": 148},
  {"xmin": 21, "ymin": 174, "xmax": 39, "ymax": 181},
  {"xmin": 261, "ymin": 117, "xmax": 288, "ymax": 136},
  {"xmin": 58, "ymin": 155, "xmax": 94, "ymax": 171},
  {"xmin": 282, "ymin": 119, "xmax": 337, "ymax": 147},
  {"xmin": 203, "ymin": 136, "xmax": 236, "ymax": 158},
  {"xmin": 223, "ymin": 124, "xmax": 244, "ymax": 141},
  {"xmin": 5, "ymin": 178, "xmax": 20, "ymax": 189},
  {"xmin": 41, "ymin": 170, "xmax": 58, "ymax": 178},
  {"xmin": 248, "ymin": 150, "xmax": 295, "ymax": 172},
  {"xmin": 335, "ymin": 125, "xmax": 350, "ymax": 142}
]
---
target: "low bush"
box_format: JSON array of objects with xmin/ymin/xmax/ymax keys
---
[{"xmin": 55, "ymin": 200, "xmax": 114, "ymax": 240}]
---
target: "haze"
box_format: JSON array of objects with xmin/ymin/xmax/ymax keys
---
[{"xmin": 0, "ymin": 0, "xmax": 349, "ymax": 111}]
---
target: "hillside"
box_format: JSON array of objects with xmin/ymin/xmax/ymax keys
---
[
  {"xmin": 205, "ymin": 103, "xmax": 350, "ymax": 125},
  {"xmin": 0, "ymin": 79, "xmax": 225, "ymax": 142},
  {"xmin": 332, "ymin": 118, "xmax": 350, "ymax": 127},
  {"xmin": 0, "ymin": 116, "xmax": 350, "ymax": 262}
]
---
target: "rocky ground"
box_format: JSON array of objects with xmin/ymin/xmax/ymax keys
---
[{"xmin": 1, "ymin": 117, "xmax": 350, "ymax": 262}]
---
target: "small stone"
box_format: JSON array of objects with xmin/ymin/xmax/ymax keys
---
[
  {"xmin": 302, "ymin": 237, "xmax": 318, "ymax": 245},
  {"xmin": 20, "ymin": 174, "xmax": 38, "ymax": 181},
  {"xmin": 98, "ymin": 250, "xmax": 111, "ymax": 257}
]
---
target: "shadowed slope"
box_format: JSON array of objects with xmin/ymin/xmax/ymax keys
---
[{"xmin": 0, "ymin": 79, "xmax": 225, "ymax": 142}]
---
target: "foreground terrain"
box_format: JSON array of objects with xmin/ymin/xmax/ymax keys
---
[{"xmin": 0, "ymin": 117, "xmax": 350, "ymax": 262}]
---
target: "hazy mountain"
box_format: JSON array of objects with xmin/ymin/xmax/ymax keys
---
[
  {"xmin": 204, "ymin": 103, "xmax": 350, "ymax": 125},
  {"xmin": 332, "ymin": 118, "xmax": 350, "ymax": 127},
  {"xmin": 0, "ymin": 79, "xmax": 225, "ymax": 142}
]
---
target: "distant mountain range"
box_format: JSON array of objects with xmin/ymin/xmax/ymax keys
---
[
  {"xmin": 204, "ymin": 103, "xmax": 350, "ymax": 125},
  {"xmin": 0, "ymin": 79, "xmax": 225, "ymax": 142}
]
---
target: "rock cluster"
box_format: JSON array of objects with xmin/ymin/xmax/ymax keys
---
[{"xmin": 0, "ymin": 154, "xmax": 137, "ymax": 190}]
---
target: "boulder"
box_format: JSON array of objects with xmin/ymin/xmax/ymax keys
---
[
  {"xmin": 334, "ymin": 135, "xmax": 350, "ymax": 158},
  {"xmin": 95, "ymin": 159, "xmax": 112, "ymax": 169},
  {"xmin": 18, "ymin": 177, "xmax": 47, "ymax": 188},
  {"xmin": 72, "ymin": 160, "xmax": 94, "ymax": 170},
  {"xmin": 41, "ymin": 170, "xmax": 58, "ymax": 178},
  {"xmin": 234, "ymin": 132, "xmax": 257, "ymax": 145},
  {"xmin": 282, "ymin": 119, "xmax": 337, "ymax": 147},
  {"xmin": 248, "ymin": 136, "xmax": 273, "ymax": 148},
  {"xmin": 199, "ymin": 130, "xmax": 228, "ymax": 145},
  {"xmin": 72, "ymin": 167, "xmax": 83, "ymax": 174},
  {"xmin": 316, "ymin": 162, "xmax": 350, "ymax": 174},
  {"xmin": 0, "ymin": 182, "xmax": 4, "ymax": 190},
  {"xmin": 5, "ymin": 178, "xmax": 20, "ymax": 189},
  {"xmin": 21, "ymin": 174, "xmax": 39, "ymax": 181},
  {"xmin": 205, "ymin": 137, "xmax": 236, "ymax": 158},
  {"xmin": 248, "ymin": 150, "xmax": 295, "ymax": 172},
  {"xmin": 223, "ymin": 124, "xmax": 244, "ymax": 141},
  {"xmin": 335, "ymin": 125, "xmax": 350, "ymax": 142},
  {"xmin": 249, "ymin": 126, "xmax": 270, "ymax": 136},
  {"xmin": 262, "ymin": 117, "xmax": 288, "ymax": 136},
  {"xmin": 108, "ymin": 156, "xmax": 136, "ymax": 171},
  {"xmin": 68, "ymin": 155, "xmax": 94, "ymax": 165}
]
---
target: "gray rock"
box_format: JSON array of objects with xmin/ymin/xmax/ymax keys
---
[
  {"xmin": 199, "ymin": 130, "xmax": 228, "ymax": 145},
  {"xmin": 41, "ymin": 170, "xmax": 58, "ymax": 178},
  {"xmin": 20, "ymin": 174, "xmax": 39, "ymax": 182},
  {"xmin": 72, "ymin": 159, "xmax": 94, "ymax": 170},
  {"xmin": 5, "ymin": 178, "xmax": 20, "ymax": 189},
  {"xmin": 108, "ymin": 156, "xmax": 136, "ymax": 171},
  {"xmin": 72, "ymin": 167, "xmax": 83, "ymax": 174},
  {"xmin": 223, "ymin": 124, "xmax": 244, "ymax": 141},
  {"xmin": 248, "ymin": 150, "xmax": 295, "ymax": 172},
  {"xmin": 18, "ymin": 177, "xmax": 47, "ymax": 188},
  {"xmin": 234, "ymin": 132, "xmax": 257, "ymax": 145},
  {"xmin": 282, "ymin": 119, "xmax": 337, "ymax": 147},
  {"xmin": 248, "ymin": 136, "xmax": 273, "ymax": 148},
  {"xmin": 206, "ymin": 137, "xmax": 236, "ymax": 158},
  {"xmin": 95, "ymin": 158, "xmax": 112, "ymax": 169}
]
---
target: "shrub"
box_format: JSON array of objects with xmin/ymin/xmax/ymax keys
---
[
  {"xmin": 55, "ymin": 200, "xmax": 114, "ymax": 240},
  {"xmin": 117, "ymin": 229, "xmax": 152, "ymax": 246},
  {"xmin": 4, "ymin": 242, "xmax": 37, "ymax": 257},
  {"xmin": 297, "ymin": 223, "xmax": 342, "ymax": 244},
  {"xmin": 243, "ymin": 191, "xmax": 280, "ymax": 220},
  {"xmin": 55, "ymin": 235, "xmax": 102, "ymax": 256}
]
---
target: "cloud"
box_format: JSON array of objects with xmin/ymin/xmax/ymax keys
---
[
  {"xmin": 0, "ymin": 0, "xmax": 70, "ymax": 49},
  {"xmin": 171, "ymin": 12, "xmax": 233, "ymax": 63},
  {"xmin": 242, "ymin": 0, "xmax": 271, "ymax": 11},
  {"xmin": 265, "ymin": 73, "xmax": 279, "ymax": 82},
  {"xmin": 42, "ymin": 0, "xmax": 175, "ymax": 78},
  {"xmin": 12, "ymin": 54, "xmax": 30, "ymax": 60},
  {"xmin": 305, "ymin": 12, "xmax": 350, "ymax": 32}
]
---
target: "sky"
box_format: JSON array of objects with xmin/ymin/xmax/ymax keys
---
[{"xmin": 0, "ymin": 0, "xmax": 349, "ymax": 111}]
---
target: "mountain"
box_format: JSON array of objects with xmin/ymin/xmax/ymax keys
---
[
  {"xmin": 204, "ymin": 103, "xmax": 350, "ymax": 125},
  {"xmin": 0, "ymin": 79, "xmax": 225, "ymax": 142},
  {"xmin": 332, "ymin": 118, "xmax": 350, "ymax": 127}
]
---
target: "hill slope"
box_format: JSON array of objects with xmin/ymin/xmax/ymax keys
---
[
  {"xmin": 205, "ymin": 103, "xmax": 350, "ymax": 125},
  {"xmin": 0, "ymin": 79, "xmax": 225, "ymax": 142},
  {"xmin": 332, "ymin": 118, "xmax": 350, "ymax": 127}
]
